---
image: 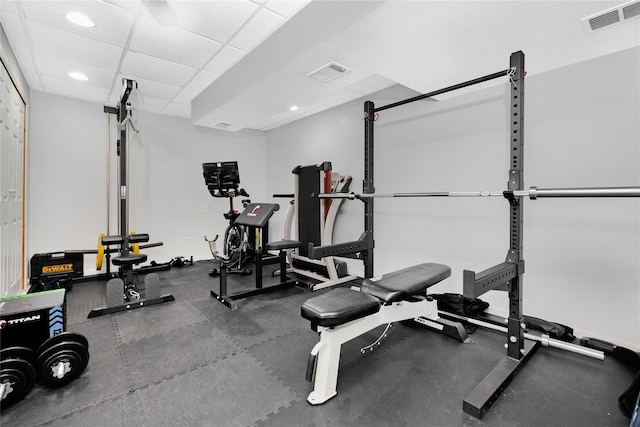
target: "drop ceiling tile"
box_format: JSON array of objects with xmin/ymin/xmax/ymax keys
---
[
  {"xmin": 121, "ymin": 51, "xmax": 197, "ymax": 87},
  {"xmin": 266, "ymin": 0, "xmax": 310, "ymax": 18},
  {"xmin": 230, "ymin": 8, "xmax": 284, "ymax": 51},
  {"xmin": 35, "ymin": 54, "xmax": 115, "ymax": 88},
  {"xmin": 0, "ymin": 12, "xmax": 37, "ymax": 75},
  {"xmin": 117, "ymin": 74, "xmax": 181, "ymax": 101},
  {"xmin": 40, "ymin": 75, "xmax": 110, "ymax": 104},
  {"xmin": 29, "ymin": 20, "xmax": 123, "ymax": 71},
  {"xmin": 168, "ymin": 0, "xmax": 258, "ymax": 43},
  {"xmin": 0, "ymin": 0, "xmax": 19, "ymax": 15},
  {"xmin": 203, "ymin": 45, "xmax": 246, "ymax": 75},
  {"xmin": 20, "ymin": 0, "xmax": 135, "ymax": 47},
  {"xmin": 161, "ymin": 102, "xmax": 190, "ymax": 118},
  {"xmin": 126, "ymin": 94, "xmax": 168, "ymax": 114},
  {"xmin": 103, "ymin": 0, "xmax": 141, "ymax": 14},
  {"xmin": 129, "ymin": 15, "xmax": 222, "ymax": 69},
  {"xmin": 185, "ymin": 71, "xmax": 220, "ymax": 93},
  {"xmin": 173, "ymin": 88, "xmax": 200, "ymax": 104}
]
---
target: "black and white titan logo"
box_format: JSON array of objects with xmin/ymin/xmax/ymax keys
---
[{"xmin": 0, "ymin": 314, "xmax": 41, "ymax": 330}]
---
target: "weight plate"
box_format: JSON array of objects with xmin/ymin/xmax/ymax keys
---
[
  {"xmin": 0, "ymin": 358, "xmax": 36, "ymax": 408},
  {"xmin": 36, "ymin": 341, "xmax": 89, "ymax": 388},
  {"xmin": 96, "ymin": 233, "xmax": 105, "ymax": 270},
  {"xmin": 37, "ymin": 332, "xmax": 90, "ymax": 356},
  {"xmin": 130, "ymin": 231, "xmax": 140, "ymax": 254},
  {"xmin": 0, "ymin": 347, "xmax": 36, "ymax": 365}
]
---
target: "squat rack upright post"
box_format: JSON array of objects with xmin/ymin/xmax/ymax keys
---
[{"xmin": 362, "ymin": 51, "xmax": 529, "ymax": 419}]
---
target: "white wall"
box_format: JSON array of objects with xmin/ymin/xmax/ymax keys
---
[
  {"xmin": 265, "ymin": 47, "xmax": 640, "ymax": 348},
  {"xmin": 28, "ymin": 92, "xmax": 267, "ymax": 275},
  {"xmin": 26, "ymin": 47, "xmax": 639, "ymax": 348}
]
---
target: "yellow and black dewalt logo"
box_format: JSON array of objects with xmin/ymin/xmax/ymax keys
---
[{"xmin": 42, "ymin": 264, "xmax": 74, "ymax": 274}]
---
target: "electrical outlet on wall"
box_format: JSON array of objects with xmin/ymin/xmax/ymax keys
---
[{"xmin": 187, "ymin": 237, "xmax": 193, "ymax": 245}]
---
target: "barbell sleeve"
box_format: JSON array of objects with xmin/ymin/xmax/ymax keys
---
[{"xmin": 527, "ymin": 186, "xmax": 640, "ymax": 199}]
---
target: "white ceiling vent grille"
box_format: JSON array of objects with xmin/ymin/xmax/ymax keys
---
[
  {"xmin": 307, "ymin": 62, "xmax": 352, "ymax": 83},
  {"xmin": 581, "ymin": 0, "xmax": 640, "ymax": 32},
  {"xmin": 215, "ymin": 122, "xmax": 231, "ymax": 129},
  {"xmin": 623, "ymin": 1, "xmax": 640, "ymax": 19}
]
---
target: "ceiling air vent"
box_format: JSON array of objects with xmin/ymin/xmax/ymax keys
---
[
  {"xmin": 581, "ymin": 0, "xmax": 640, "ymax": 32},
  {"xmin": 623, "ymin": 1, "xmax": 640, "ymax": 19},
  {"xmin": 215, "ymin": 122, "xmax": 231, "ymax": 129},
  {"xmin": 307, "ymin": 62, "xmax": 352, "ymax": 83}
]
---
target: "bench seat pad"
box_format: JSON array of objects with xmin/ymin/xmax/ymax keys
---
[
  {"xmin": 266, "ymin": 239, "xmax": 301, "ymax": 251},
  {"xmin": 301, "ymin": 288, "xmax": 380, "ymax": 327},
  {"xmin": 112, "ymin": 253, "xmax": 148, "ymax": 266},
  {"xmin": 361, "ymin": 263, "xmax": 451, "ymax": 303}
]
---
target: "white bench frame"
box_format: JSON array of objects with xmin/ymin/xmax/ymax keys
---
[{"xmin": 306, "ymin": 296, "xmax": 440, "ymax": 405}]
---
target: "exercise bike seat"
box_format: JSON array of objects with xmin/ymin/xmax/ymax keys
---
[{"xmin": 360, "ymin": 263, "xmax": 451, "ymax": 303}]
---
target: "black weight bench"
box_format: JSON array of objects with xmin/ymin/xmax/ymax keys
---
[{"xmin": 302, "ymin": 263, "xmax": 462, "ymax": 405}]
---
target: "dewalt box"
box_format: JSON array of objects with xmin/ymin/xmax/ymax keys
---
[{"xmin": 29, "ymin": 252, "xmax": 83, "ymax": 292}]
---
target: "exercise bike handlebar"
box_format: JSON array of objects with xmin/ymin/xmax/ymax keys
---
[{"xmin": 212, "ymin": 188, "xmax": 250, "ymax": 198}]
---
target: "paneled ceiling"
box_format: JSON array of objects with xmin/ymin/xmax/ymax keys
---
[
  {"xmin": 1, "ymin": 1, "xmax": 639, "ymax": 132},
  {"xmin": 0, "ymin": 0, "xmax": 309, "ymax": 118}
]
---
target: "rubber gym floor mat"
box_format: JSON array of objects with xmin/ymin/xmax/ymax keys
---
[
  {"xmin": 160, "ymin": 267, "xmax": 216, "ymax": 302},
  {"xmin": 191, "ymin": 297, "xmax": 309, "ymax": 350},
  {"xmin": 121, "ymin": 320, "xmax": 241, "ymax": 390},
  {"xmin": 374, "ymin": 324, "xmax": 504, "ymax": 391},
  {"xmin": 132, "ymin": 351, "xmax": 297, "ymax": 426},
  {"xmin": 34, "ymin": 390, "xmax": 149, "ymax": 427},
  {"xmin": 237, "ymin": 284, "xmax": 310, "ymax": 311},
  {"xmin": 157, "ymin": 277, "xmax": 211, "ymax": 303},
  {"xmin": 473, "ymin": 346, "xmax": 631, "ymax": 426},
  {"xmin": 112, "ymin": 300, "xmax": 207, "ymax": 345},
  {"xmin": 1, "ymin": 315, "xmax": 130, "ymax": 426},
  {"xmin": 65, "ymin": 280, "xmax": 108, "ymax": 325},
  {"xmin": 246, "ymin": 327, "xmax": 322, "ymax": 398},
  {"xmin": 257, "ymin": 356, "xmax": 416, "ymax": 426},
  {"xmin": 351, "ymin": 370, "xmax": 486, "ymax": 427}
]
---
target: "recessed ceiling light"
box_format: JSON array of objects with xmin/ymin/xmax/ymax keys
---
[
  {"xmin": 289, "ymin": 105, "xmax": 299, "ymax": 111},
  {"xmin": 65, "ymin": 12, "xmax": 95, "ymax": 28},
  {"xmin": 68, "ymin": 72, "xmax": 88, "ymax": 81}
]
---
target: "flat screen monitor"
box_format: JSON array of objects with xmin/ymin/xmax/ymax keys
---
[{"xmin": 202, "ymin": 161, "xmax": 240, "ymax": 191}]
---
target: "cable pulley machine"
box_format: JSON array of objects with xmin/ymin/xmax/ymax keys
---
[{"xmin": 88, "ymin": 79, "xmax": 174, "ymax": 318}]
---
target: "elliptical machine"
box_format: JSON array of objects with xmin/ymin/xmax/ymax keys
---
[{"xmin": 203, "ymin": 161, "xmax": 252, "ymax": 276}]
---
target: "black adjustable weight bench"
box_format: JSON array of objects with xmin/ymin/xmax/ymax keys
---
[{"xmin": 302, "ymin": 263, "xmax": 464, "ymax": 405}]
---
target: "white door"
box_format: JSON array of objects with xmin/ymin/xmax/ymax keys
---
[{"xmin": 0, "ymin": 62, "xmax": 26, "ymax": 297}]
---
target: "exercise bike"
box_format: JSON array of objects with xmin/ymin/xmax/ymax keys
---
[{"xmin": 202, "ymin": 161, "xmax": 253, "ymax": 276}]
